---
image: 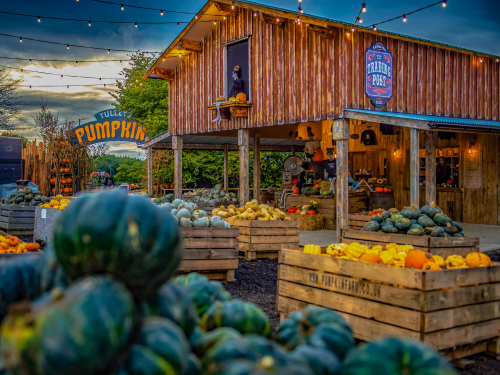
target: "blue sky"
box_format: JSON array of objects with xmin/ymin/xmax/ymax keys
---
[{"xmin": 3, "ymin": 0, "xmax": 500, "ymax": 157}]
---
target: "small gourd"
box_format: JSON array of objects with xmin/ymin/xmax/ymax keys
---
[{"xmin": 465, "ymin": 252, "xmax": 491, "ymax": 267}]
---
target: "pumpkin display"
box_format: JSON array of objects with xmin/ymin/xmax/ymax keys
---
[
  {"xmin": 235, "ymin": 92, "xmax": 247, "ymax": 102},
  {"xmin": 433, "ymin": 213, "xmax": 452, "ymax": 226},
  {"xmin": 402, "ymin": 204, "xmax": 421, "ymax": 219},
  {"xmin": 423, "ymin": 262, "xmax": 442, "ymax": 271},
  {"xmin": 192, "ymin": 327, "xmax": 242, "ymax": 358},
  {"xmin": 465, "ymin": 252, "xmax": 491, "ymax": 267},
  {"xmin": 407, "ymin": 224, "xmax": 423, "ymax": 236},
  {"xmin": 306, "ymin": 210, "xmax": 316, "ymax": 215},
  {"xmin": 178, "ymin": 275, "xmax": 232, "ymax": 317},
  {"xmin": 432, "ymin": 255, "xmax": 446, "ymax": 268},
  {"xmin": 289, "ymin": 345, "xmax": 341, "ymax": 375},
  {"xmin": 66, "ymin": 178, "xmax": 72, "ymax": 183},
  {"xmin": 52, "ymin": 167, "xmax": 56, "ymax": 173},
  {"xmin": 359, "ymin": 253, "xmax": 383, "ymax": 264},
  {"xmin": 216, "ymin": 96, "xmax": 226, "ymax": 101},
  {"xmin": 0, "ymin": 275, "xmax": 136, "ymax": 375},
  {"xmin": 381, "ymin": 223, "xmax": 398, "ymax": 233},
  {"xmin": 404, "ymin": 250, "xmax": 435, "ymax": 269},
  {"xmin": 363, "ymin": 221, "xmax": 380, "ymax": 231},
  {"xmin": 374, "ymin": 187, "xmax": 384, "ymax": 192},
  {"xmin": 53, "ymin": 191, "xmax": 183, "ymax": 296},
  {"xmin": 50, "ymin": 178, "xmax": 56, "ymax": 184},
  {"xmin": 276, "ymin": 305, "xmax": 354, "ymax": 359},
  {"xmin": 51, "ymin": 188, "xmax": 55, "ymax": 193},
  {"xmin": 312, "ymin": 148, "xmax": 324, "ymax": 162},
  {"xmin": 417, "ymin": 214, "xmax": 434, "ymax": 228},
  {"xmin": 421, "ymin": 201, "xmax": 442, "ymax": 218},
  {"xmin": 200, "ymin": 300, "xmax": 272, "ymax": 337},
  {"xmin": 341, "ymin": 337, "xmax": 456, "ymax": 375},
  {"xmin": 292, "ymin": 186, "xmax": 300, "ymax": 194},
  {"xmin": 394, "ymin": 218, "xmax": 411, "ymax": 231},
  {"xmin": 371, "ymin": 215, "xmax": 384, "ymax": 224}
]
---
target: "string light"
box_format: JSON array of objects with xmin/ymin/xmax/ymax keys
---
[
  {"xmin": 19, "ymin": 37, "xmax": 22, "ymax": 42},
  {"xmin": 0, "ymin": 56, "xmax": 132, "ymax": 63},
  {"xmin": 362, "ymin": 3, "xmax": 367, "ymax": 12},
  {"xmin": 88, "ymin": 20, "xmax": 91, "ymax": 26},
  {"xmin": 277, "ymin": 17, "xmax": 280, "ymax": 22},
  {"xmin": 20, "ymin": 69, "xmax": 23, "ymax": 73},
  {"xmin": 121, "ymin": 4, "xmax": 124, "ymax": 10},
  {"xmin": 442, "ymin": 0, "xmax": 447, "ymax": 7},
  {"xmin": 37, "ymin": 16, "xmax": 41, "ymax": 22},
  {"xmin": 231, "ymin": 2, "xmax": 235, "ymax": 9},
  {"xmin": 177, "ymin": 22, "xmax": 180, "ymax": 26},
  {"xmin": 358, "ymin": 17, "xmax": 363, "ymax": 24},
  {"xmin": 373, "ymin": 25, "xmax": 377, "ymax": 31},
  {"xmin": 135, "ymin": 22, "xmax": 137, "ymax": 27},
  {"xmin": 160, "ymin": 10, "xmax": 163, "ymax": 16},
  {"xmin": 347, "ymin": 31, "xmax": 350, "ymax": 36},
  {"xmin": 497, "ymin": 59, "xmax": 499, "ymax": 63},
  {"xmin": 352, "ymin": 1, "xmax": 366, "ymax": 29},
  {"xmin": 254, "ymin": 11, "xmax": 257, "ymax": 16},
  {"xmin": 2, "ymin": 64, "xmax": 125, "ymax": 80},
  {"xmin": 76, "ymin": 60, "xmax": 78, "ymax": 65},
  {"xmin": 214, "ymin": 21, "xmax": 216, "ymax": 25},
  {"xmin": 223, "ymin": 16, "xmax": 226, "ymax": 20},
  {"xmin": 107, "ymin": 49, "xmax": 110, "ymax": 53},
  {"xmin": 120, "ymin": 60, "xmax": 122, "ymax": 64},
  {"xmin": 403, "ymin": 14, "xmax": 407, "ymax": 22},
  {"xmin": 61, "ymin": 74, "xmax": 63, "ymax": 78},
  {"xmin": 480, "ymin": 58, "xmax": 483, "ymax": 63},
  {"xmin": 67, "ymin": 44, "xmax": 70, "ymax": 49},
  {"xmin": 195, "ymin": 15, "xmax": 198, "ymax": 19},
  {"xmin": 29, "ymin": 59, "xmax": 32, "ymax": 63}
]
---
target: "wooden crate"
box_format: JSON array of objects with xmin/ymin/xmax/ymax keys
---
[
  {"xmin": 178, "ymin": 227, "xmax": 239, "ymax": 281},
  {"xmin": 228, "ymin": 220, "xmax": 300, "ymax": 261},
  {"xmin": 348, "ymin": 212, "xmax": 372, "ymax": 229},
  {"xmin": 277, "ymin": 248, "xmax": 500, "ymax": 358},
  {"xmin": 341, "ymin": 229, "xmax": 479, "ymax": 258},
  {"xmin": 0, "ymin": 204, "xmax": 36, "ymax": 235}
]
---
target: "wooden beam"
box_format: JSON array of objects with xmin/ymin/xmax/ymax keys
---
[
  {"xmin": 253, "ymin": 131, "xmax": 261, "ymax": 203},
  {"xmin": 214, "ymin": 1, "xmax": 238, "ymax": 15},
  {"xmin": 332, "ymin": 118, "xmax": 350, "ymax": 140},
  {"xmin": 308, "ymin": 24, "xmax": 335, "ymax": 40},
  {"xmin": 425, "ymin": 131, "xmax": 438, "ymax": 205},
  {"xmin": 176, "ymin": 39, "xmax": 202, "ymax": 53},
  {"xmin": 154, "ymin": 69, "xmax": 175, "ymax": 81},
  {"xmin": 148, "ymin": 143, "xmax": 298, "ymax": 152},
  {"xmin": 223, "ymin": 144, "xmax": 229, "ymax": 192},
  {"xmin": 344, "ymin": 110, "xmax": 430, "ymax": 130},
  {"xmin": 262, "ymin": 13, "xmax": 285, "ymax": 27},
  {"xmin": 336, "ymin": 137, "xmax": 349, "ymax": 243},
  {"xmin": 147, "ymin": 147, "xmax": 153, "ymax": 195},
  {"xmin": 239, "ymin": 129, "xmax": 249, "ymax": 205},
  {"xmin": 410, "ymin": 128, "xmax": 420, "ymax": 208},
  {"xmin": 172, "ymin": 135, "xmax": 183, "ymax": 199}
]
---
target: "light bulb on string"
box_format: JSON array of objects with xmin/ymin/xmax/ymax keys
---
[
  {"xmin": 214, "ymin": 21, "xmax": 217, "ymax": 25},
  {"xmin": 120, "ymin": 60, "xmax": 122, "ymax": 64},
  {"xmin": 135, "ymin": 22, "xmax": 138, "ymax": 27},
  {"xmin": 61, "ymin": 74, "xmax": 63, "ymax": 78},
  {"xmin": 347, "ymin": 31, "xmax": 350, "ymax": 36},
  {"xmin": 29, "ymin": 85, "xmax": 32, "ymax": 89},
  {"xmin": 497, "ymin": 59, "xmax": 499, "ymax": 63},
  {"xmin": 442, "ymin": 0, "xmax": 447, "ymax": 7},
  {"xmin": 362, "ymin": 3, "xmax": 367, "ymax": 12},
  {"xmin": 29, "ymin": 59, "xmax": 32, "ymax": 64},
  {"xmin": 160, "ymin": 10, "xmax": 163, "ymax": 16},
  {"xmin": 37, "ymin": 16, "xmax": 40, "ymax": 22},
  {"xmin": 195, "ymin": 15, "xmax": 198, "ymax": 19},
  {"xmin": 403, "ymin": 15, "xmax": 407, "ymax": 22},
  {"xmin": 88, "ymin": 20, "xmax": 91, "ymax": 26},
  {"xmin": 19, "ymin": 37, "xmax": 22, "ymax": 43},
  {"xmin": 67, "ymin": 44, "xmax": 70, "ymax": 49},
  {"xmin": 373, "ymin": 25, "xmax": 377, "ymax": 31},
  {"xmin": 480, "ymin": 58, "xmax": 483, "ymax": 63},
  {"xmin": 351, "ymin": 26, "xmax": 355, "ymax": 32},
  {"xmin": 99, "ymin": 77, "xmax": 101, "ymax": 81},
  {"xmin": 277, "ymin": 17, "xmax": 280, "ymax": 22},
  {"xmin": 21, "ymin": 69, "xmax": 23, "ymax": 73},
  {"xmin": 104, "ymin": 84, "xmax": 106, "ymax": 88},
  {"xmin": 231, "ymin": 2, "xmax": 235, "ymax": 9},
  {"xmin": 177, "ymin": 22, "xmax": 180, "ymax": 26},
  {"xmin": 76, "ymin": 61, "xmax": 78, "ymax": 65},
  {"xmin": 107, "ymin": 49, "xmax": 110, "ymax": 53},
  {"xmin": 254, "ymin": 11, "xmax": 257, "ymax": 16},
  {"xmin": 223, "ymin": 16, "xmax": 226, "ymax": 20},
  {"xmin": 67, "ymin": 85, "xmax": 69, "ymax": 89},
  {"xmin": 121, "ymin": 4, "xmax": 124, "ymax": 10},
  {"xmin": 358, "ymin": 17, "xmax": 363, "ymax": 24},
  {"xmin": 162, "ymin": 58, "xmax": 165, "ymax": 61}
]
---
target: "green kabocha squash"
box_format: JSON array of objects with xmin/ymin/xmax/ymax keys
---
[
  {"xmin": 443, "ymin": 222, "xmax": 458, "ymax": 235},
  {"xmin": 181, "ymin": 278, "xmax": 232, "ymax": 317},
  {"xmin": 34, "ymin": 195, "xmax": 42, "ymax": 202},
  {"xmin": 370, "ymin": 216, "xmax": 384, "ymax": 224},
  {"xmin": 442, "ymin": 233, "xmax": 450, "ymax": 237},
  {"xmin": 381, "ymin": 211, "xmax": 390, "ymax": 219},
  {"xmin": 381, "ymin": 224, "xmax": 398, "ymax": 234},
  {"xmin": 409, "ymin": 219, "xmax": 418, "ymax": 225},
  {"xmin": 0, "ymin": 275, "xmax": 136, "ymax": 375},
  {"xmin": 14, "ymin": 197, "xmax": 23, "ymax": 203},
  {"xmin": 384, "ymin": 218, "xmax": 393, "ymax": 224},
  {"xmin": 394, "ymin": 218, "xmax": 411, "ymax": 231},
  {"xmin": 388, "ymin": 208, "xmax": 399, "ymax": 215},
  {"xmin": 275, "ymin": 305, "xmax": 354, "ymax": 359},
  {"xmin": 192, "ymin": 327, "xmax": 242, "ymax": 358},
  {"xmin": 407, "ymin": 224, "xmax": 423, "ymax": 236},
  {"xmin": 363, "ymin": 221, "xmax": 379, "ymax": 232},
  {"xmin": 176, "ymin": 272, "xmax": 209, "ymax": 288},
  {"xmin": 24, "ymin": 194, "xmax": 33, "ymax": 201},
  {"xmin": 341, "ymin": 337, "xmax": 457, "ymax": 375},
  {"xmin": 450, "ymin": 221, "xmax": 462, "ymax": 232},
  {"xmin": 53, "ymin": 191, "xmax": 183, "ymax": 296},
  {"xmin": 402, "ymin": 204, "xmax": 421, "ymax": 219},
  {"xmin": 391, "ymin": 214, "xmax": 404, "ymax": 222},
  {"xmin": 417, "ymin": 215, "xmax": 434, "ymax": 228},
  {"xmin": 453, "ymin": 232, "xmax": 464, "ymax": 237},
  {"xmin": 16, "ymin": 190, "xmax": 25, "ymax": 197},
  {"xmin": 200, "ymin": 300, "xmax": 272, "ymax": 337},
  {"xmin": 117, "ymin": 317, "xmax": 190, "ymax": 375},
  {"xmin": 24, "ymin": 187, "xmax": 32, "ymax": 194},
  {"xmin": 289, "ymin": 345, "xmax": 340, "ymax": 375},
  {"xmin": 34, "ymin": 244, "xmax": 68, "ymax": 296},
  {"xmin": 424, "ymin": 226, "xmax": 445, "ymax": 237},
  {"xmin": 184, "ymin": 353, "xmax": 203, "ymax": 375},
  {"xmin": 151, "ymin": 280, "xmax": 199, "ymax": 338},
  {"xmin": 420, "ymin": 201, "xmax": 442, "ymax": 218},
  {"xmin": 165, "ymin": 193, "xmax": 174, "ymax": 202},
  {"xmin": 433, "ymin": 213, "xmax": 452, "ymax": 226}
]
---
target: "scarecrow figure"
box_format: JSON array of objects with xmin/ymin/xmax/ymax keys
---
[{"xmin": 230, "ymin": 66, "xmax": 244, "ymax": 97}]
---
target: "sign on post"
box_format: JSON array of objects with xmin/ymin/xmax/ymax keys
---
[{"xmin": 365, "ymin": 42, "xmax": 393, "ymax": 108}]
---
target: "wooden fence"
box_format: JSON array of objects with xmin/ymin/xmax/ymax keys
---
[{"xmin": 22, "ymin": 141, "xmax": 50, "ymax": 196}]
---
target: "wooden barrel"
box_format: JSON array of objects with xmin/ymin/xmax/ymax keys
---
[{"xmin": 369, "ymin": 192, "xmax": 395, "ymax": 211}]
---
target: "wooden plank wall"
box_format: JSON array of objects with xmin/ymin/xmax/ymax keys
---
[
  {"xmin": 22, "ymin": 141, "xmax": 49, "ymax": 196},
  {"xmin": 168, "ymin": 6, "xmax": 500, "ymax": 135}
]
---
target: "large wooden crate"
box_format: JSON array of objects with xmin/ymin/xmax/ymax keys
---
[
  {"xmin": 0, "ymin": 204, "xmax": 36, "ymax": 235},
  {"xmin": 178, "ymin": 227, "xmax": 239, "ymax": 281},
  {"xmin": 348, "ymin": 212, "xmax": 372, "ymax": 229},
  {"xmin": 277, "ymin": 248, "xmax": 500, "ymax": 359},
  {"xmin": 342, "ymin": 229, "xmax": 479, "ymax": 258},
  {"xmin": 228, "ymin": 220, "xmax": 299, "ymax": 261}
]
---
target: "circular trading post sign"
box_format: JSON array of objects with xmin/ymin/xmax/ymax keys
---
[{"xmin": 365, "ymin": 42, "xmax": 393, "ymax": 108}]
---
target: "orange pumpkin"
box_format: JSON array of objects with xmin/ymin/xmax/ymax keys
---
[
  {"xmin": 375, "ymin": 187, "xmax": 384, "ymax": 192},
  {"xmin": 54, "ymin": 158, "xmax": 59, "ymax": 163},
  {"xmin": 65, "ymin": 168, "xmax": 70, "ymax": 173},
  {"xmin": 236, "ymin": 92, "xmax": 247, "ymax": 102},
  {"xmin": 465, "ymin": 252, "xmax": 492, "ymax": 267},
  {"xmin": 217, "ymin": 96, "xmax": 226, "ymax": 101},
  {"xmin": 404, "ymin": 250, "xmax": 435, "ymax": 269},
  {"xmin": 25, "ymin": 243, "xmax": 40, "ymax": 251},
  {"xmin": 52, "ymin": 167, "xmax": 57, "ymax": 173},
  {"xmin": 64, "ymin": 188, "xmax": 70, "ymax": 193},
  {"xmin": 61, "ymin": 179, "xmax": 66, "ymax": 184},
  {"xmin": 60, "ymin": 168, "xmax": 65, "ymax": 173},
  {"xmin": 359, "ymin": 253, "xmax": 383, "ymax": 264},
  {"xmin": 52, "ymin": 188, "xmax": 55, "ymax": 193},
  {"xmin": 8, "ymin": 236, "xmax": 19, "ymax": 247},
  {"xmin": 50, "ymin": 178, "xmax": 56, "ymax": 184},
  {"xmin": 383, "ymin": 188, "xmax": 391, "ymax": 192},
  {"xmin": 69, "ymin": 187, "xmax": 73, "ymax": 192},
  {"xmin": 314, "ymin": 184, "xmax": 321, "ymax": 188},
  {"xmin": 313, "ymin": 148, "xmax": 324, "ymax": 162},
  {"xmin": 67, "ymin": 178, "xmax": 72, "ymax": 184},
  {"xmin": 292, "ymin": 186, "xmax": 300, "ymax": 194},
  {"xmin": 423, "ymin": 262, "xmax": 441, "ymax": 271}
]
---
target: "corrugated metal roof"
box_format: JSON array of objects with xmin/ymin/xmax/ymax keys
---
[{"xmin": 345, "ymin": 109, "xmax": 500, "ymax": 131}]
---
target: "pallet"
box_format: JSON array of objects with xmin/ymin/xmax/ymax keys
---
[
  {"xmin": 348, "ymin": 212, "xmax": 372, "ymax": 229},
  {"xmin": 0, "ymin": 204, "xmax": 36, "ymax": 234},
  {"xmin": 277, "ymin": 248, "xmax": 500, "ymax": 357},
  {"xmin": 229, "ymin": 220, "xmax": 300, "ymax": 261},
  {"xmin": 342, "ymin": 228, "xmax": 479, "ymax": 257},
  {"xmin": 177, "ymin": 227, "xmax": 239, "ymax": 281}
]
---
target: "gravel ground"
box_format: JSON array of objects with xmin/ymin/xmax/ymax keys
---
[{"xmin": 224, "ymin": 253, "xmax": 500, "ymax": 374}]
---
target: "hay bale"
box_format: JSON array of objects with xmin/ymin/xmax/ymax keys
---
[
  {"xmin": 286, "ymin": 213, "xmax": 324, "ymax": 231},
  {"xmin": 320, "ymin": 181, "xmax": 331, "ymax": 192}
]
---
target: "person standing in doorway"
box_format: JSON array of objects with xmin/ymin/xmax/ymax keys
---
[{"xmin": 436, "ymin": 157, "xmax": 450, "ymax": 185}]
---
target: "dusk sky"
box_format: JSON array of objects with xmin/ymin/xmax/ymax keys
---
[{"xmin": 3, "ymin": 0, "xmax": 500, "ymax": 157}]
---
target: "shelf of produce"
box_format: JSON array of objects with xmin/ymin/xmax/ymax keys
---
[
  {"xmin": 177, "ymin": 227, "xmax": 239, "ymax": 282},
  {"xmin": 225, "ymin": 219, "xmax": 299, "ymax": 261},
  {"xmin": 0, "ymin": 204, "xmax": 37, "ymax": 235},
  {"xmin": 341, "ymin": 229, "xmax": 479, "ymax": 258},
  {"xmin": 277, "ymin": 248, "xmax": 500, "ymax": 359}
]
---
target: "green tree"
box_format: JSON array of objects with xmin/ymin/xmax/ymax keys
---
[
  {"xmin": 115, "ymin": 158, "xmax": 143, "ymax": 184},
  {"xmin": 0, "ymin": 67, "xmax": 24, "ymax": 130},
  {"xmin": 111, "ymin": 52, "xmax": 169, "ymax": 137},
  {"xmin": 94, "ymin": 154, "xmax": 127, "ymax": 177}
]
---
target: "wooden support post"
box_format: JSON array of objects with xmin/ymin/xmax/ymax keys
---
[
  {"xmin": 291, "ymin": 146, "xmax": 296, "ymax": 156},
  {"xmin": 147, "ymin": 146, "xmax": 153, "ymax": 195},
  {"xmin": 425, "ymin": 131, "xmax": 438, "ymax": 205},
  {"xmin": 410, "ymin": 128, "xmax": 420, "ymax": 207},
  {"xmin": 223, "ymin": 144, "xmax": 229, "ymax": 192},
  {"xmin": 253, "ymin": 130, "xmax": 261, "ymax": 203},
  {"xmin": 238, "ymin": 129, "xmax": 249, "ymax": 205},
  {"xmin": 172, "ymin": 136, "xmax": 183, "ymax": 199},
  {"xmin": 334, "ymin": 118, "xmax": 350, "ymax": 243}
]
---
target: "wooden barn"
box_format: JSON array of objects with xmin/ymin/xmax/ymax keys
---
[{"xmin": 143, "ymin": 0, "xmax": 500, "ymax": 235}]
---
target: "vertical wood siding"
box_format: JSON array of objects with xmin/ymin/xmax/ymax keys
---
[{"xmin": 168, "ymin": 7, "xmax": 500, "ymax": 135}]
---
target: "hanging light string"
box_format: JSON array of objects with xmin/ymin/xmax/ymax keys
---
[
  {"xmin": 368, "ymin": 0, "xmax": 447, "ymax": 30},
  {"xmin": 1, "ymin": 64, "xmax": 125, "ymax": 80},
  {"xmin": 88, "ymin": 0, "xmax": 224, "ymax": 17},
  {"xmin": 0, "ymin": 84, "xmax": 119, "ymax": 88},
  {"xmin": 0, "ymin": 56, "xmax": 132, "ymax": 63},
  {"xmin": 0, "ymin": 10, "xmax": 223, "ymax": 25},
  {"xmin": 353, "ymin": 0, "xmax": 367, "ymax": 28},
  {"xmin": 296, "ymin": 0, "xmax": 304, "ymax": 24},
  {"xmin": 0, "ymin": 32, "xmax": 159, "ymax": 53}
]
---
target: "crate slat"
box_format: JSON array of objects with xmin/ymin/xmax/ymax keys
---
[
  {"xmin": 178, "ymin": 259, "xmax": 239, "ymax": 272},
  {"xmin": 239, "ymin": 242, "xmax": 298, "ymax": 251},
  {"xmin": 239, "ymin": 227, "xmax": 300, "ymax": 236},
  {"xmin": 0, "ymin": 217, "xmax": 35, "ymax": 224},
  {"xmin": 182, "ymin": 249, "xmax": 239, "ymax": 260},
  {"xmin": 180, "ymin": 227, "xmax": 239, "ymax": 238},
  {"xmin": 238, "ymin": 234, "xmax": 300, "ymax": 244},
  {"xmin": 183, "ymin": 237, "xmax": 238, "ymax": 249},
  {"xmin": 230, "ymin": 220, "xmax": 299, "ymax": 228},
  {"xmin": 0, "ymin": 204, "xmax": 37, "ymax": 212}
]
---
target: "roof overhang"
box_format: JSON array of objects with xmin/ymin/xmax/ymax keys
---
[{"xmin": 344, "ymin": 109, "xmax": 500, "ymax": 133}]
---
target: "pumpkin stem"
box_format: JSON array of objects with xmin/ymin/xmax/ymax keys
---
[
  {"xmin": 411, "ymin": 204, "xmax": 415, "ymax": 210},
  {"xmin": 430, "ymin": 201, "xmax": 436, "ymax": 208}
]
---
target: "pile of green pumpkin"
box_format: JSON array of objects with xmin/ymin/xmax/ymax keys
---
[
  {"xmin": 363, "ymin": 201, "xmax": 467, "ymax": 237},
  {"xmin": 0, "ymin": 187, "xmax": 49, "ymax": 207},
  {"xmin": 0, "ymin": 191, "xmax": 457, "ymax": 375}
]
